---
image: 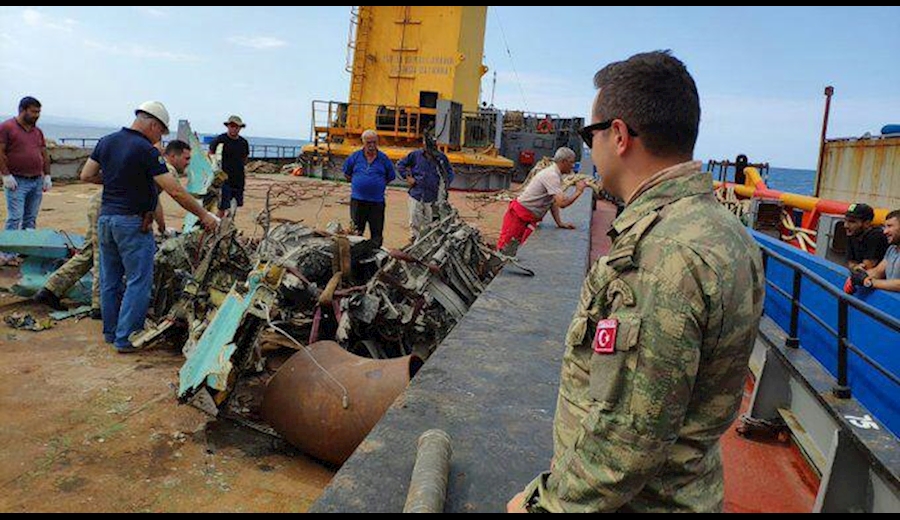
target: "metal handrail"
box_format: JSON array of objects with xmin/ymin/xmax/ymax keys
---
[
  {"xmin": 760, "ymin": 243, "xmax": 900, "ymax": 398},
  {"xmin": 58, "ymin": 137, "xmax": 100, "ymax": 148},
  {"xmin": 248, "ymin": 145, "xmax": 302, "ymax": 159},
  {"xmin": 57, "ymin": 138, "xmax": 301, "ymax": 160},
  {"xmin": 311, "ymin": 99, "xmax": 430, "ymax": 141}
]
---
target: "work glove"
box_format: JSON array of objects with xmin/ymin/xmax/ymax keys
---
[
  {"xmin": 43, "ymin": 175, "xmax": 52, "ymax": 192},
  {"xmin": 843, "ymin": 277, "xmax": 856, "ymax": 295},
  {"xmin": 2, "ymin": 175, "xmax": 17, "ymax": 191}
]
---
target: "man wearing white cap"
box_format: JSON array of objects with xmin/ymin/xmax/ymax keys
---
[
  {"xmin": 80, "ymin": 101, "xmax": 219, "ymax": 353},
  {"xmin": 209, "ymin": 115, "xmax": 250, "ymax": 218}
]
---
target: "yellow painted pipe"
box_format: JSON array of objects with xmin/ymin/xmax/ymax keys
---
[
  {"xmin": 715, "ymin": 180, "xmax": 889, "ymax": 226},
  {"xmin": 743, "ymin": 167, "xmax": 766, "ymax": 190}
]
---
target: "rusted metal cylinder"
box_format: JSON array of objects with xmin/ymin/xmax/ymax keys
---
[
  {"xmin": 261, "ymin": 340, "xmax": 422, "ymax": 465},
  {"xmin": 403, "ymin": 429, "xmax": 452, "ymax": 513}
]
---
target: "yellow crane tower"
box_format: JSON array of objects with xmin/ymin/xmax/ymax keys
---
[{"xmin": 301, "ymin": 6, "xmax": 514, "ymax": 190}]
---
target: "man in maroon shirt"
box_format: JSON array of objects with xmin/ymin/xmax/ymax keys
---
[{"xmin": 1, "ymin": 96, "xmax": 51, "ymax": 264}]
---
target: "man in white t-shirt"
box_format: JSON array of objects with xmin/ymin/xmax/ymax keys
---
[{"xmin": 496, "ymin": 147, "xmax": 587, "ymax": 252}]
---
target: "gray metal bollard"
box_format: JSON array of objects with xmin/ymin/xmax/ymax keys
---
[{"xmin": 403, "ymin": 429, "xmax": 453, "ymax": 513}]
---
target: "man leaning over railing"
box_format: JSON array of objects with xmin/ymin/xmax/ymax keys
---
[{"xmin": 846, "ymin": 209, "xmax": 900, "ymax": 294}]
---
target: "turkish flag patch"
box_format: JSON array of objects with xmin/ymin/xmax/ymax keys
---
[{"xmin": 592, "ymin": 319, "xmax": 618, "ymax": 354}]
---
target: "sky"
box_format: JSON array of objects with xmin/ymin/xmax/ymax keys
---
[{"xmin": 1, "ymin": 6, "xmax": 898, "ymax": 169}]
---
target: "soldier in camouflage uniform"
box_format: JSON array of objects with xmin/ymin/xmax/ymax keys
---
[
  {"xmin": 509, "ymin": 51, "xmax": 764, "ymax": 513},
  {"xmin": 34, "ymin": 190, "xmax": 102, "ymax": 315}
]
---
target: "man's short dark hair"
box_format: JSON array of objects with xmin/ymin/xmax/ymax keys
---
[
  {"xmin": 593, "ymin": 50, "xmax": 700, "ymax": 157},
  {"xmin": 19, "ymin": 96, "xmax": 41, "ymax": 112},
  {"xmin": 887, "ymin": 209, "xmax": 900, "ymax": 222},
  {"xmin": 164, "ymin": 139, "xmax": 190, "ymax": 155}
]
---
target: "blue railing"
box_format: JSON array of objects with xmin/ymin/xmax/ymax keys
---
[
  {"xmin": 759, "ymin": 243, "xmax": 900, "ymax": 396},
  {"xmin": 755, "ymin": 231, "xmax": 900, "ymax": 436}
]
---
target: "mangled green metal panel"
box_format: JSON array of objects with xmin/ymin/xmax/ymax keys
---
[
  {"xmin": 177, "ymin": 288, "xmax": 247, "ymax": 398},
  {"xmin": 0, "ymin": 229, "xmax": 84, "ymax": 258},
  {"xmin": 0, "ymin": 230, "xmax": 91, "ymax": 302},
  {"xmin": 177, "ymin": 267, "xmax": 279, "ymax": 403},
  {"xmin": 176, "ymin": 119, "xmax": 218, "ymax": 233},
  {"xmin": 14, "ymin": 257, "xmax": 92, "ymax": 301}
]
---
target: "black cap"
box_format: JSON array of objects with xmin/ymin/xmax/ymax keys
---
[{"xmin": 846, "ymin": 203, "xmax": 875, "ymax": 221}]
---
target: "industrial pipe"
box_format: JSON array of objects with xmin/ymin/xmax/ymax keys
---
[
  {"xmin": 715, "ymin": 167, "xmax": 891, "ymax": 225},
  {"xmin": 403, "ymin": 429, "xmax": 452, "ymax": 513}
]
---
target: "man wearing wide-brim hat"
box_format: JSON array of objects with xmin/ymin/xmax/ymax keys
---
[{"xmin": 209, "ymin": 115, "xmax": 250, "ymax": 217}]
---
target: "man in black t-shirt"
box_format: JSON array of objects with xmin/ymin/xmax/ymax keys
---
[
  {"xmin": 209, "ymin": 115, "xmax": 250, "ymax": 217},
  {"xmin": 845, "ymin": 202, "xmax": 888, "ymax": 271}
]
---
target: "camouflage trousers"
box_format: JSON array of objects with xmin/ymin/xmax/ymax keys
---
[{"xmin": 44, "ymin": 192, "xmax": 101, "ymax": 309}]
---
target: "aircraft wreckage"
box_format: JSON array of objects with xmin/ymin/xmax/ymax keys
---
[
  {"xmin": 0, "ymin": 121, "xmax": 518, "ymax": 465},
  {"xmin": 139, "ymin": 200, "xmax": 506, "ymax": 464}
]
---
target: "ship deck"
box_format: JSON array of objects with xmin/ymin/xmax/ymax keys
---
[{"xmin": 311, "ymin": 195, "xmax": 820, "ymax": 512}]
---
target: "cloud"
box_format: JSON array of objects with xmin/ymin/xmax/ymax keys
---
[
  {"xmin": 83, "ymin": 39, "xmax": 200, "ymax": 62},
  {"xmin": 228, "ymin": 36, "xmax": 288, "ymax": 50},
  {"xmin": 21, "ymin": 9, "xmax": 77, "ymax": 32},
  {"xmin": 133, "ymin": 6, "xmax": 168, "ymax": 18}
]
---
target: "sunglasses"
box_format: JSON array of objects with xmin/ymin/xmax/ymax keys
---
[{"xmin": 579, "ymin": 119, "xmax": 638, "ymax": 148}]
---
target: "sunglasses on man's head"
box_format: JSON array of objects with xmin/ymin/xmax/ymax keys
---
[{"xmin": 579, "ymin": 119, "xmax": 639, "ymax": 148}]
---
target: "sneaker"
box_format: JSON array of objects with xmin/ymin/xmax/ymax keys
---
[
  {"xmin": 33, "ymin": 288, "xmax": 68, "ymax": 311},
  {"xmin": 90, "ymin": 308, "xmax": 102, "ymax": 320},
  {"xmin": 115, "ymin": 345, "xmax": 142, "ymax": 354}
]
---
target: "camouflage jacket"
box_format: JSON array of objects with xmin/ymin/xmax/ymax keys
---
[{"xmin": 523, "ymin": 161, "xmax": 764, "ymax": 513}]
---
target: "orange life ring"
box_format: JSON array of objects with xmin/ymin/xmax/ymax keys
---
[{"xmin": 536, "ymin": 118, "xmax": 554, "ymax": 134}]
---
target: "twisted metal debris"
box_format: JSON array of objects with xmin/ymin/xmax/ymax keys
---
[{"xmin": 130, "ymin": 187, "xmax": 506, "ymax": 428}]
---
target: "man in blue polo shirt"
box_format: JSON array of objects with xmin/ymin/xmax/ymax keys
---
[
  {"xmin": 80, "ymin": 101, "xmax": 219, "ymax": 353},
  {"xmin": 397, "ymin": 134, "xmax": 454, "ymax": 241},
  {"xmin": 343, "ymin": 129, "xmax": 396, "ymax": 247}
]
